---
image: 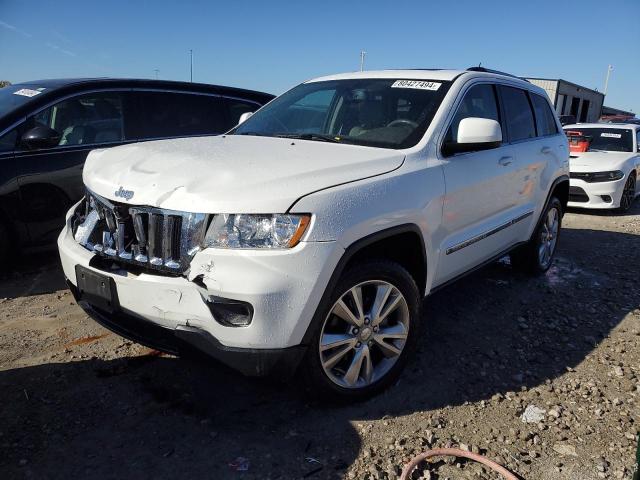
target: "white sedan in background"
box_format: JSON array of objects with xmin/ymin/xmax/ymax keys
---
[{"xmin": 565, "ymin": 123, "xmax": 640, "ymax": 211}]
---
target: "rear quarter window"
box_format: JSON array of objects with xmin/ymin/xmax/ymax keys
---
[
  {"xmin": 136, "ymin": 92, "xmax": 227, "ymax": 139},
  {"xmin": 531, "ymin": 93, "xmax": 558, "ymax": 136}
]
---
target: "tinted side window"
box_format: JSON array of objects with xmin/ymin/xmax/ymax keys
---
[
  {"xmin": 31, "ymin": 92, "xmax": 124, "ymax": 146},
  {"xmin": 446, "ymin": 84, "xmax": 500, "ymax": 143},
  {"xmin": 223, "ymin": 98, "xmax": 260, "ymax": 125},
  {"xmin": 531, "ymin": 93, "xmax": 558, "ymax": 136},
  {"xmin": 500, "ymin": 86, "xmax": 536, "ymax": 142},
  {"xmin": 0, "ymin": 128, "xmax": 17, "ymax": 152},
  {"xmin": 137, "ymin": 92, "xmax": 226, "ymax": 139}
]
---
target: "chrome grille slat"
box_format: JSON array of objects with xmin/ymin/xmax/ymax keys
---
[{"xmin": 76, "ymin": 191, "xmax": 208, "ymax": 274}]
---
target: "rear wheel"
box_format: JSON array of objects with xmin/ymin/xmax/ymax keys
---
[
  {"xmin": 511, "ymin": 197, "xmax": 562, "ymax": 274},
  {"xmin": 299, "ymin": 260, "xmax": 421, "ymax": 402},
  {"xmin": 619, "ymin": 174, "xmax": 636, "ymax": 212}
]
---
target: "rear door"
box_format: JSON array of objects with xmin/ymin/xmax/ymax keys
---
[
  {"xmin": 436, "ymin": 83, "xmax": 521, "ymax": 284},
  {"xmin": 527, "ymin": 90, "xmax": 567, "ymax": 221},
  {"xmin": 14, "ymin": 90, "xmax": 130, "ymax": 246}
]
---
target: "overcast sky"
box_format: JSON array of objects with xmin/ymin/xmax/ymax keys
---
[{"xmin": 1, "ymin": 0, "xmax": 638, "ymax": 113}]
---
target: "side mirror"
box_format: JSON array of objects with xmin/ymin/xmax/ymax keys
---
[
  {"xmin": 443, "ymin": 117, "xmax": 502, "ymax": 156},
  {"xmin": 21, "ymin": 126, "xmax": 61, "ymax": 150},
  {"xmin": 238, "ymin": 112, "xmax": 254, "ymax": 124}
]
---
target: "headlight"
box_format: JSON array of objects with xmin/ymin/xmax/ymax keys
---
[
  {"xmin": 572, "ymin": 170, "xmax": 625, "ymax": 182},
  {"xmin": 203, "ymin": 214, "xmax": 310, "ymax": 249}
]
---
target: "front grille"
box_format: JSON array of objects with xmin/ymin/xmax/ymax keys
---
[
  {"xmin": 73, "ymin": 191, "xmax": 208, "ymax": 274},
  {"xmin": 569, "ymin": 186, "xmax": 589, "ymax": 203}
]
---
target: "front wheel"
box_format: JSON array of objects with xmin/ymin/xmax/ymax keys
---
[
  {"xmin": 510, "ymin": 197, "xmax": 562, "ymax": 274},
  {"xmin": 619, "ymin": 174, "xmax": 636, "ymax": 212},
  {"xmin": 299, "ymin": 260, "xmax": 421, "ymax": 402}
]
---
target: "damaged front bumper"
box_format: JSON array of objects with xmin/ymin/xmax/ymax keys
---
[{"xmin": 58, "ymin": 203, "xmax": 342, "ymax": 377}]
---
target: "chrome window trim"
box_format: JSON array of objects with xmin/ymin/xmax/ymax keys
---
[{"xmin": 445, "ymin": 210, "xmax": 534, "ymax": 255}]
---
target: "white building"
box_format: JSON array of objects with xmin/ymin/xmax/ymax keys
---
[{"xmin": 525, "ymin": 78, "xmax": 604, "ymax": 123}]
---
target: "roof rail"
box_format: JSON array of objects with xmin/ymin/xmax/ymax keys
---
[{"xmin": 466, "ymin": 66, "xmax": 529, "ymax": 82}]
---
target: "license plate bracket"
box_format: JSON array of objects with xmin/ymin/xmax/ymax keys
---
[{"xmin": 75, "ymin": 265, "xmax": 119, "ymax": 313}]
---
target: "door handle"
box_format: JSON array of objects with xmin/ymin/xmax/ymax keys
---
[
  {"xmin": 541, "ymin": 146, "xmax": 552, "ymax": 154},
  {"xmin": 498, "ymin": 156, "xmax": 513, "ymax": 166}
]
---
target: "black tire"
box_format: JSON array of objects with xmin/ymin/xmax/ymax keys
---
[
  {"xmin": 618, "ymin": 173, "xmax": 636, "ymax": 213},
  {"xmin": 510, "ymin": 197, "xmax": 562, "ymax": 274},
  {"xmin": 298, "ymin": 259, "xmax": 421, "ymax": 403}
]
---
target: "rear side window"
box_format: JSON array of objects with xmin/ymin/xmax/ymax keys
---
[
  {"xmin": 137, "ymin": 92, "xmax": 227, "ymax": 139},
  {"xmin": 223, "ymin": 98, "xmax": 260, "ymax": 125},
  {"xmin": 531, "ymin": 93, "xmax": 558, "ymax": 136},
  {"xmin": 446, "ymin": 84, "xmax": 500, "ymax": 143},
  {"xmin": 500, "ymin": 86, "xmax": 536, "ymax": 142}
]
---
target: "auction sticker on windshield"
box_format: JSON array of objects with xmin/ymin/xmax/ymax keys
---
[
  {"xmin": 13, "ymin": 88, "xmax": 42, "ymax": 97},
  {"xmin": 391, "ymin": 80, "xmax": 441, "ymax": 91}
]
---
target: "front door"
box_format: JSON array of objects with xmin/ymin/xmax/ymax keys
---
[
  {"xmin": 14, "ymin": 91, "xmax": 129, "ymax": 246},
  {"xmin": 435, "ymin": 83, "xmax": 522, "ymax": 285}
]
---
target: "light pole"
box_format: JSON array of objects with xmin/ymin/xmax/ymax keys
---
[
  {"xmin": 603, "ymin": 64, "xmax": 613, "ymax": 95},
  {"xmin": 189, "ymin": 49, "xmax": 193, "ymax": 82},
  {"xmin": 153, "ymin": 69, "xmax": 159, "ymax": 80},
  {"xmin": 360, "ymin": 50, "xmax": 366, "ymax": 72}
]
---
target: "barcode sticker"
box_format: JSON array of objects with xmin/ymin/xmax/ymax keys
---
[
  {"xmin": 13, "ymin": 88, "xmax": 42, "ymax": 97},
  {"xmin": 391, "ymin": 80, "xmax": 441, "ymax": 91}
]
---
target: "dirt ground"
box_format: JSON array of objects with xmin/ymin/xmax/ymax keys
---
[{"xmin": 1, "ymin": 203, "xmax": 639, "ymax": 480}]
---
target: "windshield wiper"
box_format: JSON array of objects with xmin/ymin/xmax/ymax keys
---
[
  {"xmin": 274, "ymin": 133, "xmax": 343, "ymax": 143},
  {"xmin": 236, "ymin": 131, "xmax": 272, "ymax": 137}
]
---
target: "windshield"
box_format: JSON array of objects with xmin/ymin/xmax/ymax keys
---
[
  {"xmin": 0, "ymin": 85, "xmax": 48, "ymax": 118},
  {"xmin": 564, "ymin": 127, "xmax": 634, "ymax": 153},
  {"xmin": 232, "ymin": 78, "xmax": 451, "ymax": 149}
]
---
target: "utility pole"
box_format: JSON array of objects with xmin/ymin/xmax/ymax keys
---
[
  {"xmin": 360, "ymin": 50, "xmax": 366, "ymax": 72},
  {"xmin": 603, "ymin": 64, "xmax": 613, "ymax": 95},
  {"xmin": 153, "ymin": 69, "xmax": 159, "ymax": 80},
  {"xmin": 189, "ymin": 49, "xmax": 193, "ymax": 82}
]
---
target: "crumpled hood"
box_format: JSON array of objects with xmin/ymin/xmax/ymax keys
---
[
  {"xmin": 569, "ymin": 151, "xmax": 636, "ymax": 172},
  {"xmin": 83, "ymin": 135, "xmax": 405, "ymax": 213}
]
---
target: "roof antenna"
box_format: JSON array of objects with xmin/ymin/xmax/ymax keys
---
[{"xmin": 478, "ymin": 62, "xmax": 482, "ymax": 67}]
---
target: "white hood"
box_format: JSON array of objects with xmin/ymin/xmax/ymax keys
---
[
  {"xmin": 83, "ymin": 135, "xmax": 405, "ymax": 213},
  {"xmin": 569, "ymin": 151, "xmax": 636, "ymax": 172}
]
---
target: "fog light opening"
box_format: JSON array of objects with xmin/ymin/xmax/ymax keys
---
[
  {"xmin": 206, "ymin": 297, "xmax": 253, "ymax": 327},
  {"xmin": 600, "ymin": 195, "xmax": 612, "ymax": 203}
]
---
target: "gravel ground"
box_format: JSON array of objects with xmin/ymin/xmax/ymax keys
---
[{"xmin": 1, "ymin": 203, "xmax": 639, "ymax": 480}]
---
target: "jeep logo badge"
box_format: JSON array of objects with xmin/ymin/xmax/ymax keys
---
[{"xmin": 115, "ymin": 186, "xmax": 134, "ymax": 201}]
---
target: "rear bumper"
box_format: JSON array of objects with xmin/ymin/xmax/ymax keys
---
[{"xmin": 67, "ymin": 280, "xmax": 307, "ymax": 377}]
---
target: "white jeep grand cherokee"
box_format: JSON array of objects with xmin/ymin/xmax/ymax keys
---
[{"xmin": 59, "ymin": 68, "xmax": 569, "ymax": 401}]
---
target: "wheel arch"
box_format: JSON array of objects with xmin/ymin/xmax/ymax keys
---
[
  {"xmin": 300, "ymin": 224, "xmax": 427, "ymax": 345},
  {"xmin": 550, "ymin": 175, "xmax": 570, "ymax": 214}
]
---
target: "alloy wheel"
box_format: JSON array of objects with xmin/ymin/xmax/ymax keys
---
[
  {"xmin": 538, "ymin": 207, "xmax": 559, "ymax": 269},
  {"xmin": 318, "ymin": 280, "xmax": 410, "ymax": 389},
  {"xmin": 621, "ymin": 175, "xmax": 636, "ymax": 211}
]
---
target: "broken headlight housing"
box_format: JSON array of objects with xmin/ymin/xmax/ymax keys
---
[{"xmin": 203, "ymin": 214, "xmax": 310, "ymax": 249}]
